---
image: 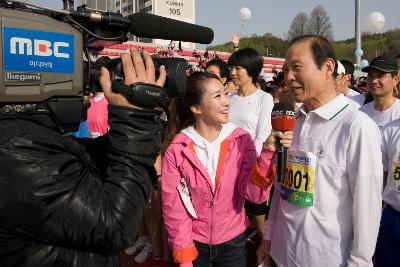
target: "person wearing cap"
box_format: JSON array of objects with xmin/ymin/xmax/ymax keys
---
[
  {"xmin": 340, "ymin": 60, "xmax": 360, "ymax": 96},
  {"xmin": 334, "ymin": 60, "xmax": 348, "ymax": 94},
  {"xmin": 359, "ymin": 56, "xmax": 400, "ymax": 130},
  {"xmin": 375, "ymin": 116, "xmax": 400, "ymax": 267},
  {"xmin": 340, "ymin": 59, "xmax": 369, "ymax": 108},
  {"xmin": 334, "ymin": 61, "xmax": 363, "ymax": 109},
  {"xmin": 395, "ymin": 54, "xmax": 400, "ymax": 98},
  {"xmin": 340, "ymin": 60, "xmax": 368, "ymax": 108},
  {"xmin": 334, "ymin": 60, "xmax": 360, "ymax": 98},
  {"xmin": 373, "ymin": 58, "xmax": 400, "ymax": 267},
  {"xmin": 256, "ymin": 35, "xmax": 382, "ymax": 267}
]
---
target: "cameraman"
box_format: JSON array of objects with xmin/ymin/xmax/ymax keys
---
[{"xmin": 0, "ymin": 49, "xmax": 166, "ymax": 267}]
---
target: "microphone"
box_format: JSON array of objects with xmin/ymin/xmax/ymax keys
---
[
  {"xmin": 271, "ymin": 103, "xmax": 296, "ymax": 183},
  {"xmin": 71, "ymin": 10, "xmax": 214, "ymax": 44},
  {"xmin": 127, "ymin": 12, "xmax": 214, "ymax": 44}
]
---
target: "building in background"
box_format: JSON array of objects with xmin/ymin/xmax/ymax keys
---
[
  {"xmin": 78, "ymin": 0, "xmax": 195, "ymax": 49},
  {"xmin": 78, "ymin": 0, "xmax": 116, "ymax": 12}
]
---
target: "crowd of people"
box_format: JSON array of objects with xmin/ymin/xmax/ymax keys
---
[
  {"xmin": 83, "ymin": 34, "xmax": 400, "ymax": 267},
  {"xmin": 131, "ymin": 35, "xmax": 400, "ymax": 267},
  {"xmin": 1, "ymin": 31, "xmax": 400, "ymax": 267}
]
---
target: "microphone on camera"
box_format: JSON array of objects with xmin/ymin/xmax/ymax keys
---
[
  {"xmin": 271, "ymin": 103, "xmax": 296, "ymax": 183},
  {"xmin": 127, "ymin": 12, "xmax": 214, "ymax": 44},
  {"xmin": 72, "ymin": 10, "xmax": 214, "ymax": 44}
]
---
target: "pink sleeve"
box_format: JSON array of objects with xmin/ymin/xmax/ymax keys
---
[
  {"xmin": 238, "ymin": 136, "xmax": 276, "ymax": 204},
  {"xmin": 161, "ymin": 146, "xmax": 198, "ymax": 264}
]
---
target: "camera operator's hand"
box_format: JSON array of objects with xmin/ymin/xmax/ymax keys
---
[{"xmin": 99, "ymin": 49, "xmax": 166, "ymax": 109}]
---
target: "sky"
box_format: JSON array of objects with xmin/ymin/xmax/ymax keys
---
[{"xmin": 33, "ymin": 0, "xmax": 400, "ymax": 48}]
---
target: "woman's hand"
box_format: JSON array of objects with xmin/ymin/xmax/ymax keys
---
[
  {"xmin": 263, "ymin": 131, "xmax": 293, "ymax": 152},
  {"xmin": 256, "ymin": 239, "xmax": 271, "ymax": 267}
]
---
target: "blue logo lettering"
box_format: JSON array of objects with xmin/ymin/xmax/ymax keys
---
[{"xmin": 3, "ymin": 27, "xmax": 74, "ymax": 74}]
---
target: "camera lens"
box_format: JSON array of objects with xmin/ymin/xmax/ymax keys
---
[{"xmin": 104, "ymin": 56, "xmax": 188, "ymax": 98}]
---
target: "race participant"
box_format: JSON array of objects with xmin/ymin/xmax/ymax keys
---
[
  {"xmin": 375, "ymin": 117, "xmax": 400, "ymax": 267},
  {"xmin": 161, "ymin": 71, "xmax": 292, "ymax": 267},
  {"xmin": 257, "ymin": 35, "xmax": 383, "ymax": 267},
  {"xmin": 360, "ymin": 56, "xmax": 400, "ymax": 130}
]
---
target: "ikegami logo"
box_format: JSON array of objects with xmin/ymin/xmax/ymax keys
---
[{"xmin": 10, "ymin": 37, "xmax": 70, "ymax": 58}]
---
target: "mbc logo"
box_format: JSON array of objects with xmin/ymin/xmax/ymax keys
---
[
  {"xmin": 271, "ymin": 110, "xmax": 296, "ymax": 116},
  {"xmin": 10, "ymin": 37, "xmax": 70, "ymax": 59},
  {"xmin": 4, "ymin": 27, "xmax": 74, "ymax": 73}
]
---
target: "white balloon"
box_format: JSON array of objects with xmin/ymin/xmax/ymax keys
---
[
  {"xmin": 355, "ymin": 49, "xmax": 364, "ymax": 57},
  {"xmin": 366, "ymin": 12, "xmax": 385, "ymax": 33},
  {"xmin": 360, "ymin": 59, "xmax": 369, "ymax": 69},
  {"xmin": 239, "ymin": 7, "xmax": 251, "ymax": 22}
]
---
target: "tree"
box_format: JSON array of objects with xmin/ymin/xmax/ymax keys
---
[
  {"xmin": 287, "ymin": 12, "xmax": 309, "ymax": 41},
  {"xmin": 306, "ymin": 5, "xmax": 334, "ymax": 41}
]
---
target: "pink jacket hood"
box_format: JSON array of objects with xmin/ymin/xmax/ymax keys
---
[{"xmin": 175, "ymin": 123, "xmax": 248, "ymax": 145}]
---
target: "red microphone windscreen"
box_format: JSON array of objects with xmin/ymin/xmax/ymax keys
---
[{"xmin": 271, "ymin": 103, "xmax": 296, "ymax": 131}]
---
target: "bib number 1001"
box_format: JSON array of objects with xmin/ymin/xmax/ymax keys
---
[
  {"xmin": 283, "ymin": 168, "xmax": 310, "ymax": 192},
  {"xmin": 281, "ymin": 151, "xmax": 316, "ymax": 207}
]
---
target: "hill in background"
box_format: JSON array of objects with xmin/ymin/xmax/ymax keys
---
[{"xmin": 208, "ymin": 29, "xmax": 400, "ymax": 62}]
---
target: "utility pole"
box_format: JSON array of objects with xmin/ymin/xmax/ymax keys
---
[{"xmin": 355, "ymin": 0, "xmax": 361, "ymax": 65}]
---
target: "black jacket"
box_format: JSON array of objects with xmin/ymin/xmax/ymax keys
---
[{"xmin": 0, "ymin": 105, "xmax": 163, "ymax": 267}]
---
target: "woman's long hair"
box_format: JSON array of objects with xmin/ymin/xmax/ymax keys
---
[{"xmin": 161, "ymin": 71, "xmax": 220, "ymax": 154}]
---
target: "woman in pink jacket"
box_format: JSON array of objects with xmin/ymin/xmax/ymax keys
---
[{"xmin": 161, "ymin": 72, "xmax": 292, "ymax": 267}]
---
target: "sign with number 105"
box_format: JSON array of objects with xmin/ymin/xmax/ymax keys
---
[{"xmin": 156, "ymin": 0, "xmax": 195, "ymax": 21}]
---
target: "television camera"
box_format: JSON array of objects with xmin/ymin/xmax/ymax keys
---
[{"xmin": 0, "ymin": 0, "xmax": 214, "ymax": 132}]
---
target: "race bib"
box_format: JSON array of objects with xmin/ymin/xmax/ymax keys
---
[
  {"xmin": 391, "ymin": 161, "xmax": 400, "ymax": 192},
  {"xmin": 280, "ymin": 151, "xmax": 316, "ymax": 207}
]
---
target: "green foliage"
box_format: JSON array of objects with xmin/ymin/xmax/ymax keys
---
[
  {"xmin": 337, "ymin": 30, "xmax": 400, "ymax": 60},
  {"xmin": 208, "ymin": 33, "xmax": 289, "ymax": 58},
  {"xmin": 208, "ymin": 29, "xmax": 400, "ymax": 61}
]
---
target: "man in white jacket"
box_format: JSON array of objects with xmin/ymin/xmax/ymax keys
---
[{"xmin": 257, "ymin": 35, "xmax": 383, "ymax": 267}]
